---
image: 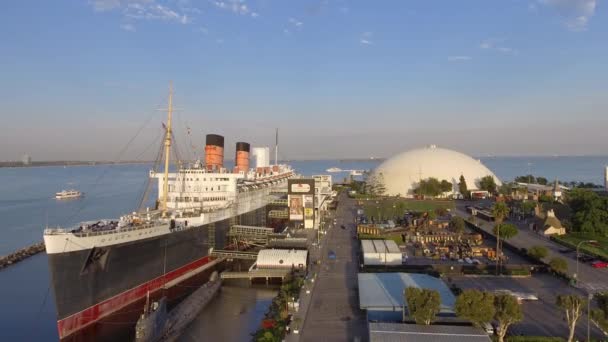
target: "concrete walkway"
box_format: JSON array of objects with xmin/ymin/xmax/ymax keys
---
[{"xmin": 287, "ymin": 192, "xmax": 367, "ymax": 342}]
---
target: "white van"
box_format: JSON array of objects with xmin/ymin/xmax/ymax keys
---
[{"xmin": 483, "ymin": 322, "xmax": 494, "ymax": 335}]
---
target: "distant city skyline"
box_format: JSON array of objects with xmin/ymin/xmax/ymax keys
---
[{"xmin": 1, "ymin": 0, "xmax": 607, "ymax": 161}]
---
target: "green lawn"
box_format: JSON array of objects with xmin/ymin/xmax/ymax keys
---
[
  {"xmin": 553, "ymin": 233, "xmax": 608, "ymax": 259},
  {"xmin": 360, "ymin": 198, "xmax": 454, "ymax": 219}
]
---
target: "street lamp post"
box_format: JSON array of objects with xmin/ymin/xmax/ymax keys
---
[
  {"xmin": 588, "ymin": 292, "xmax": 592, "ymax": 342},
  {"xmin": 575, "ymin": 240, "xmax": 598, "ymax": 281}
]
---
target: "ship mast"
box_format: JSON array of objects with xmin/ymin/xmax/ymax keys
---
[{"xmin": 161, "ymin": 82, "xmax": 174, "ymax": 217}]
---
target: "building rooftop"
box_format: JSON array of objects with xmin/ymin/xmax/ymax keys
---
[
  {"xmin": 373, "ymin": 146, "xmax": 500, "ymax": 196},
  {"xmin": 369, "ymin": 322, "xmax": 491, "ymax": 342},
  {"xmin": 358, "ymin": 273, "xmax": 455, "ymax": 314},
  {"xmin": 362, "ymin": 239, "xmax": 401, "ymax": 254}
]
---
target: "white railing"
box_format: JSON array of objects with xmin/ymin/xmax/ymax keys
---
[{"xmin": 44, "ymin": 222, "xmax": 159, "ymax": 237}]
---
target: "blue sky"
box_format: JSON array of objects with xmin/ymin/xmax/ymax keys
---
[{"xmin": 1, "ymin": 0, "xmax": 607, "ymax": 160}]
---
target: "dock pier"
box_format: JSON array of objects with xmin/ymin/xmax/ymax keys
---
[{"xmin": 220, "ymin": 269, "xmax": 290, "ymax": 284}]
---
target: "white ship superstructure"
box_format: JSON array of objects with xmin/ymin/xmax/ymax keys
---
[
  {"xmin": 43, "ymin": 84, "xmax": 296, "ymax": 340},
  {"xmin": 55, "ymin": 189, "xmax": 82, "ymax": 199}
]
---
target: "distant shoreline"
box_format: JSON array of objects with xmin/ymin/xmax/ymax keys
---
[
  {"xmin": 1, "ymin": 155, "xmax": 607, "ymax": 169},
  {"xmin": 0, "ymin": 161, "xmax": 154, "ymax": 169}
]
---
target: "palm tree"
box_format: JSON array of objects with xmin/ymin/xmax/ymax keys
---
[{"xmin": 491, "ymin": 202, "xmax": 510, "ymax": 275}]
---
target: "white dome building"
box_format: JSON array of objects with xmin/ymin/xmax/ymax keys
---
[{"xmin": 372, "ymin": 145, "xmax": 500, "ymax": 197}]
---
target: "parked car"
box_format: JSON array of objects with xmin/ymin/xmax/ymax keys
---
[
  {"xmin": 592, "ymin": 261, "xmax": 608, "ymax": 268},
  {"xmin": 483, "ymin": 322, "xmax": 494, "ymax": 335},
  {"xmin": 341, "ymin": 225, "xmax": 346, "ymax": 229},
  {"xmin": 328, "ymin": 251, "xmax": 336, "ymax": 260},
  {"xmin": 580, "ymin": 255, "xmax": 595, "ymax": 262},
  {"xmin": 558, "ymin": 248, "xmax": 572, "ymax": 254}
]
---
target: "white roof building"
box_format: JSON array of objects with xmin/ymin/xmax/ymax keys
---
[
  {"xmin": 361, "ymin": 240, "xmax": 403, "ymax": 266},
  {"xmin": 373, "ymin": 145, "xmax": 500, "ymax": 196},
  {"xmin": 256, "ymin": 249, "xmax": 308, "ymax": 270},
  {"xmin": 358, "ymin": 273, "xmax": 456, "ymax": 315}
]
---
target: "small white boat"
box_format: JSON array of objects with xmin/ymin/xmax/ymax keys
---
[
  {"xmin": 326, "ymin": 167, "xmax": 342, "ymax": 172},
  {"xmin": 55, "ymin": 190, "xmax": 83, "ymax": 199}
]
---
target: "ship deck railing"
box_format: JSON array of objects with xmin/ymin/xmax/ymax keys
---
[{"xmin": 44, "ymin": 222, "xmax": 159, "ymax": 237}]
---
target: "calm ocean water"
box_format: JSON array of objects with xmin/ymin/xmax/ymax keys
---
[{"xmin": 0, "ymin": 156, "xmax": 606, "ymax": 340}]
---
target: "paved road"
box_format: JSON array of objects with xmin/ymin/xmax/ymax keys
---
[
  {"xmin": 297, "ymin": 192, "xmax": 367, "ymax": 342},
  {"xmin": 450, "ymin": 274, "xmax": 604, "ymax": 340},
  {"xmin": 456, "ymin": 201, "xmax": 608, "ymax": 293}
]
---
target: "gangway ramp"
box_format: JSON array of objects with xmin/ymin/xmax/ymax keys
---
[
  {"xmin": 228, "ymin": 225, "xmax": 274, "ymax": 238},
  {"xmin": 220, "ymin": 269, "xmax": 290, "ymax": 280},
  {"xmin": 268, "ymin": 210, "xmax": 289, "ymax": 219},
  {"xmin": 210, "ymin": 250, "xmax": 259, "ymax": 260},
  {"xmin": 269, "ymin": 199, "xmax": 288, "ymax": 206}
]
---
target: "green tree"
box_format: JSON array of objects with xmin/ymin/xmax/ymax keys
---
[
  {"xmin": 404, "ymin": 287, "xmax": 441, "ymax": 325},
  {"xmin": 556, "ymin": 295, "xmax": 584, "ymax": 342},
  {"xmin": 491, "ymin": 202, "xmax": 511, "ymax": 274},
  {"xmin": 519, "ymin": 201, "xmax": 536, "ymax": 216},
  {"xmin": 493, "ymin": 223, "xmax": 518, "ymax": 240},
  {"xmin": 536, "ymin": 177, "xmax": 549, "ymax": 185},
  {"xmin": 396, "ymin": 201, "xmax": 406, "ymax": 218},
  {"xmin": 450, "ymin": 216, "xmax": 466, "ymax": 238},
  {"xmin": 479, "ymin": 175, "xmax": 497, "ymax": 194},
  {"xmin": 455, "ymin": 289, "xmax": 495, "ymax": 327},
  {"xmin": 498, "ymin": 182, "xmax": 512, "ymax": 196},
  {"xmin": 365, "ymin": 172, "xmax": 387, "ymax": 196},
  {"xmin": 458, "ymin": 174, "xmax": 469, "ymax": 198},
  {"xmin": 515, "ymin": 175, "xmax": 536, "ymax": 184},
  {"xmin": 528, "ymin": 245, "xmax": 548, "ymax": 261},
  {"xmin": 257, "ymin": 330, "xmax": 276, "ymax": 342},
  {"xmin": 566, "ymin": 188, "xmax": 608, "ymax": 236},
  {"xmin": 494, "ymin": 294, "xmax": 523, "ymax": 342},
  {"xmin": 491, "ymin": 202, "xmax": 510, "ymax": 225},
  {"xmin": 415, "ymin": 178, "xmax": 442, "ymax": 197},
  {"xmin": 374, "ymin": 172, "xmax": 387, "ymax": 196},
  {"xmin": 440, "ymin": 179, "xmax": 453, "ymax": 193},
  {"xmin": 549, "ymin": 257, "xmax": 568, "ymax": 274}
]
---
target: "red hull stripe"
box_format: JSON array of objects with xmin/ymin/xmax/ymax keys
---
[{"xmin": 57, "ymin": 255, "xmax": 215, "ymax": 339}]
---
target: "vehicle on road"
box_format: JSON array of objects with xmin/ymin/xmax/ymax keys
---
[
  {"xmin": 494, "ymin": 290, "xmax": 538, "ymax": 302},
  {"xmin": 580, "ymin": 255, "xmax": 596, "ymax": 263},
  {"xmin": 483, "ymin": 322, "xmax": 494, "ymax": 335},
  {"xmin": 592, "ymin": 261, "xmax": 608, "ymax": 268},
  {"xmin": 464, "ymin": 257, "xmax": 473, "ymax": 264},
  {"xmin": 558, "ymin": 248, "xmax": 572, "ymax": 254},
  {"xmin": 341, "ymin": 225, "xmax": 346, "ymax": 229},
  {"xmin": 328, "ymin": 251, "xmax": 336, "ymax": 260}
]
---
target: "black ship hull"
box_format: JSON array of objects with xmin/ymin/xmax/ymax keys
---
[{"xmin": 48, "ymin": 206, "xmax": 267, "ymax": 340}]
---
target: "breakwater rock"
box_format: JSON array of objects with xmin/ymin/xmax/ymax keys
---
[{"xmin": 0, "ymin": 242, "xmax": 46, "ymax": 270}]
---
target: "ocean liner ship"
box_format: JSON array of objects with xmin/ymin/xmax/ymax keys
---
[{"xmin": 43, "ymin": 85, "xmax": 294, "ymax": 340}]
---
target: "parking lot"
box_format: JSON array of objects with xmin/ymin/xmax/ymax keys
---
[{"xmin": 449, "ymin": 274, "xmax": 605, "ymax": 340}]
